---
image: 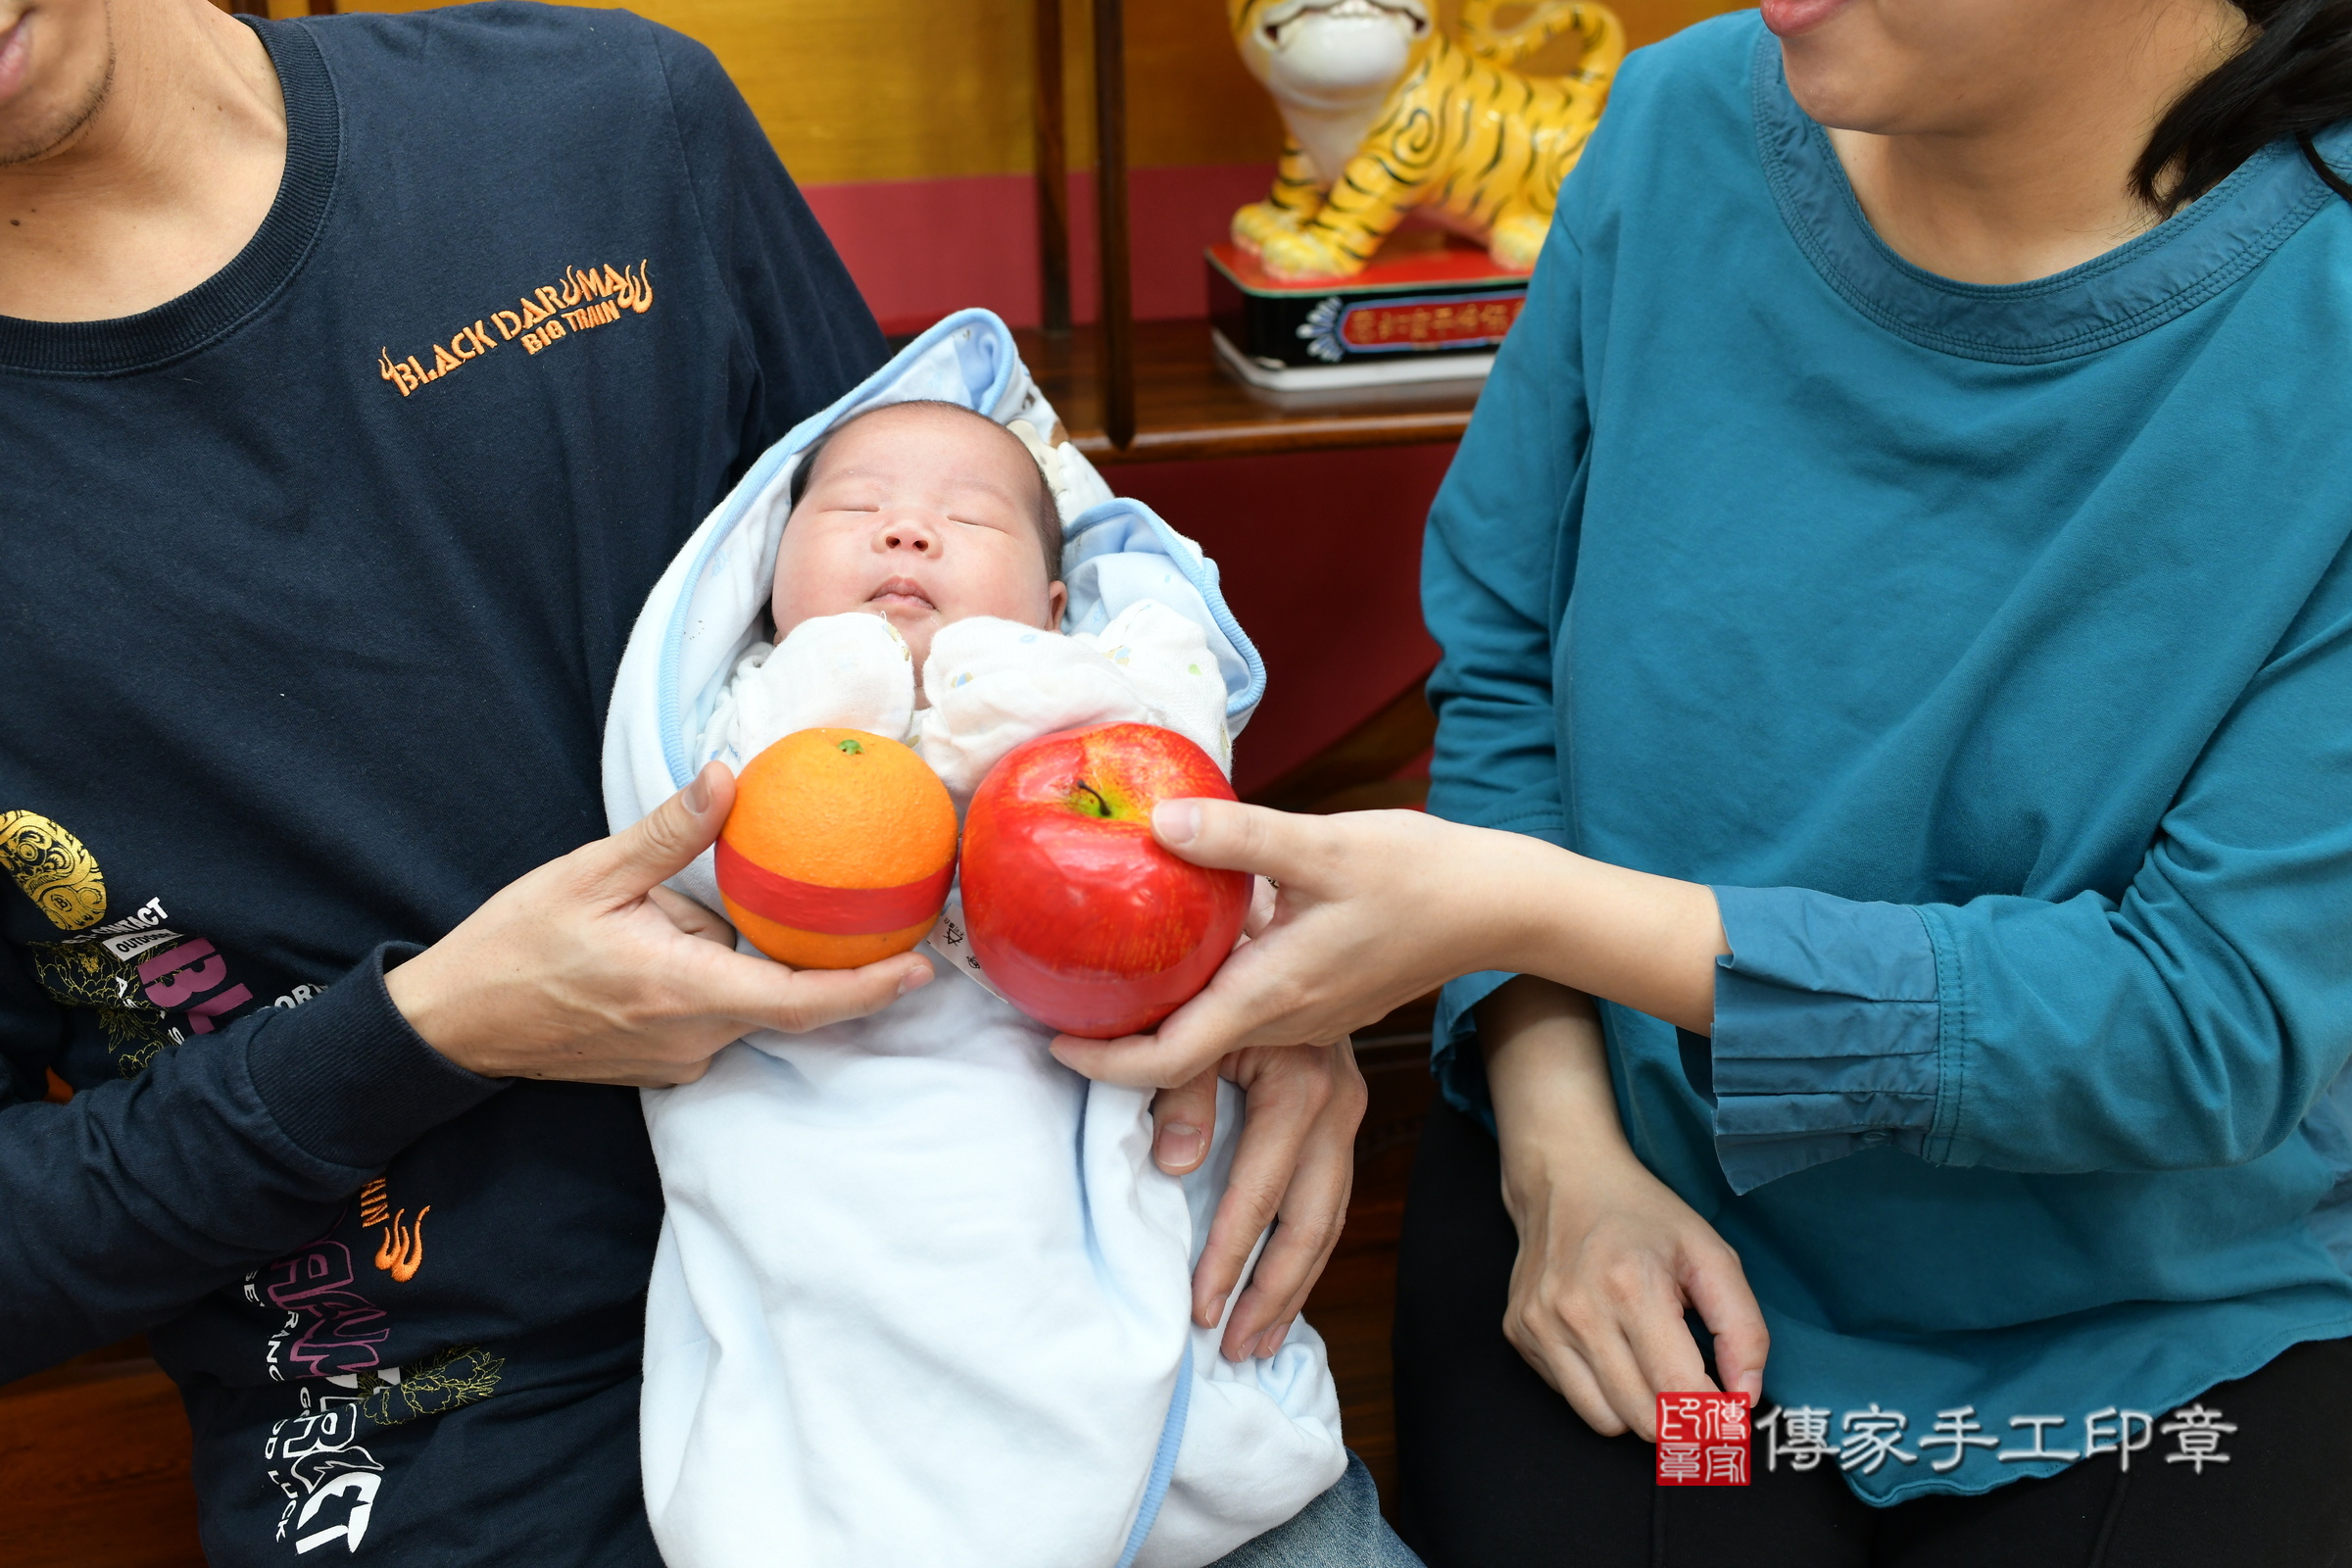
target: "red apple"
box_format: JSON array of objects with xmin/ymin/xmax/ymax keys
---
[{"xmin": 959, "ymin": 722, "xmax": 1251, "ymax": 1039}]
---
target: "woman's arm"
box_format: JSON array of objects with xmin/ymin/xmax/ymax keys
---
[
  {"xmin": 1065, "ymin": 624, "xmax": 2352, "ymax": 1191},
  {"xmin": 1481, "ymin": 975, "xmax": 1765, "ymax": 1440},
  {"xmin": 1050, "ymin": 803, "xmax": 1726, "ymax": 1084}
]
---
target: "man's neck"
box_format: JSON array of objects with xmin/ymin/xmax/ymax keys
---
[
  {"xmin": 1826, "ymin": 4, "xmax": 2245, "ymax": 285},
  {"xmin": 0, "ymin": 0, "xmax": 284, "ymax": 323}
]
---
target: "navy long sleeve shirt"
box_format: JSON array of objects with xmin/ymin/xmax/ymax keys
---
[{"xmin": 0, "ymin": 8, "xmax": 882, "ymax": 1561}]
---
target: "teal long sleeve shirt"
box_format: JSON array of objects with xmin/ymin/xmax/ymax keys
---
[{"xmin": 1423, "ymin": 12, "xmax": 2352, "ymax": 1503}]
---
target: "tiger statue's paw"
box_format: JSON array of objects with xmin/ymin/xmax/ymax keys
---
[
  {"xmin": 1488, "ymin": 214, "xmax": 1549, "ymax": 273},
  {"xmin": 1232, "ymin": 201, "xmax": 1306, "ymax": 257},
  {"xmin": 1258, "ymin": 227, "xmax": 1364, "ymax": 282}
]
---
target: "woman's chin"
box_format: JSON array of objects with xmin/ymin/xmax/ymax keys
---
[{"xmin": 1760, "ymin": 0, "xmax": 1853, "ymax": 38}]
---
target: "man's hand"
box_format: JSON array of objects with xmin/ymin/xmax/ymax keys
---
[
  {"xmin": 385, "ymin": 763, "xmax": 932, "ymax": 1085},
  {"xmin": 1149, "ymin": 1040, "xmax": 1367, "ymax": 1361}
]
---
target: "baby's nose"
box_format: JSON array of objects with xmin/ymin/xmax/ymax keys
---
[{"xmin": 882, "ymin": 529, "xmax": 932, "ymax": 553}]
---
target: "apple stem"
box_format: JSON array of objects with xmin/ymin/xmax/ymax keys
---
[{"xmin": 1070, "ymin": 782, "xmax": 1112, "ymax": 818}]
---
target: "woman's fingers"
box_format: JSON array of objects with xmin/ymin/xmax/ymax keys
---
[
  {"xmin": 1151, "ymin": 1068, "xmax": 1220, "ymax": 1176},
  {"xmin": 1613, "ymin": 1269, "xmax": 1717, "ymax": 1440},
  {"xmin": 1151, "ymin": 798, "xmax": 1333, "ymax": 886},
  {"xmin": 1243, "ymin": 875, "xmax": 1278, "ymax": 939},
  {"xmin": 1505, "ymin": 1296, "xmax": 1632, "ymax": 1437},
  {"xmin": 1051, "ymin": 938, "xmax": 1295, "ymax": 1088},
  {"xmin": 1684, "ymin": 1241, "xmax": 1770, "ymax": 1401}
]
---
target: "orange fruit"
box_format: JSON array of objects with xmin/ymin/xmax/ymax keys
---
[{"xmin": 715, "ymin": 728, "xmax": 957, "ymax": 969}]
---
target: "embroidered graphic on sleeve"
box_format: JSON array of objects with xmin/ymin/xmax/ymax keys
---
[
  {"xmin": 358, "ymin": 1176, "xmax": 431, "ymax": 1283},
  {"xmin": 5, "ymin": 811, "xmax": 270, "ymax": 1072},
  {"xmin": 377, "ymin": 259, "xmax": 655, "ymax": 395},
  {"xmin": 0, "ymin": 808, "xmax": 106, "ymax": 930}
]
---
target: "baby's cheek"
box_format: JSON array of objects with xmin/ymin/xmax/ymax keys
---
[{"xmin": 770, "ymin": 539, "xmax": 865, "ymax": 634}]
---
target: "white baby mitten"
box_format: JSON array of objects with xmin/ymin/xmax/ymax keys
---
[
  {"xmin": 915, "ymin": 616, "xmax": 1161, "ymax": 801},
  {"xmin": 1074, "ymin": 601, "xmax": 1233, "ymax": 772},
  {"xmin": 708, "ymin": 612, "xmax": 917, "ymax": 771}
]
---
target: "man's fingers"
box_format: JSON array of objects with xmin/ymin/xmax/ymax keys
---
[
  {"xmin": 585, "ymin": 762, "xmax": 733, "ymax": 901},
  {"xmin": 1192, "ymin": 1061, "xmax": 1327, "ymax": 1333},
  {"xmin": 691, "ymin": 945, "xmax": 932, "ymax": 1036},
  {"xmin": 1216, "ymin": 1047, "xmax": 1359, "ymax": 1354},
  {"xmin": 1151, "ymin": 1069, "xmax": 1220, "ymax": 1175},
  {"xmin": 1686, "ymin": 1246, "xmax": 1770, "ymax": 1402},
  {"xmin": 1151, "ymin": 798, "xmax": 1329, "ymax": 886},
  {"xmin": 647, "ymin": 884, "xmax": 737, "ymax": 947}
]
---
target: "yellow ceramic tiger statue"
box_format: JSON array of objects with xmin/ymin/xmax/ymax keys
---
[{"xmin": 1229, "ymin": 0, "xmax": 1624, "ymax": 280}]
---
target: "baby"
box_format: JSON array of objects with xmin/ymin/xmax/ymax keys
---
[
  {"xmin": 625, "ymin": 392, "xmax": 1345, "ymax": 1568},
  {"xmin": 709, "ymin": 398, "xmax": 1233, "ymax": 800},
  {"xmin": 774, "ymin": 398, "xmax": 1067, "ymax": 671}
]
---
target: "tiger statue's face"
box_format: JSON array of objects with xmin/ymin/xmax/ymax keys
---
[
  {"xmin": 1230, "ymin": 0, "xmax": 1435, "ymax": 111},
  {"xmin": 1224, "ymin": 0, "xmax": 1622, "ymax": 279}
]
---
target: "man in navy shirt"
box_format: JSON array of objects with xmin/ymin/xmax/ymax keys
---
[
  {"xmin": 0, "ymin": 2, "xmax": 1379, "ymax": 1562},
  {"xmin": 0, "ymin": 0, "xmax": 944, "ymax": 1558}
]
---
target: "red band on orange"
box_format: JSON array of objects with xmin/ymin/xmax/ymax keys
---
[{"xmin": 714, "ymin": 839, "xmax": 953, "ymax": 935}]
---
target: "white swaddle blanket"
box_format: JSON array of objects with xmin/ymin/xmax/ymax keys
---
[{"xmin": 602, "ymin": 311, "xmax": 1346, "ymax": 1568}]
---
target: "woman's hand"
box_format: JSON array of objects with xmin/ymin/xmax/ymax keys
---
[
  {"xmin": 385, "ymin": 763, "xmax": 932, "ymax": 1086},
  {"xmin": 1054, "ymin": 805, "xmax": 1504, "ymax": 1089},
  {"xmin": 1050, "ymin": 800, "xmax": 1722, "ymax": 1094},
  {"xmin": 1149, "ymin": 1040, "xmax": 1368, "ymax": 1361},
  {"xmin": 1484, "ymin": 977, "xmax": 1766, "ymax": 1440}
]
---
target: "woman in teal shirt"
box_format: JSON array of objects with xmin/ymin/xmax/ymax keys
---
[{"xmin": 1057, "ymin": 0, "xmax": 2352, "ymax": 1559}]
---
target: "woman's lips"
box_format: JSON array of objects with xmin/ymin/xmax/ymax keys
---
[{"xmin": 1759, "ymin": 0, "xmax": 1852, "ymax": 37}]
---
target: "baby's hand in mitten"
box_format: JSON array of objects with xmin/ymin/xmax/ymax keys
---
[
  {"xmin": 916, "ymin": 617, "xmax": 1156, "ymax": 799},
  {"xmin": 1078, "ymin": 601, "xmax": 1232, "ymax": 772},
  {"xmin": 719, "ymin": 612, "xmax": 916, "ymax": 767}
]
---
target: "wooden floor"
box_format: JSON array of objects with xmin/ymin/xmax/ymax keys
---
[{"xmin": 0, "ymin": 1348, "xmax": 205, "ymax": 1568}]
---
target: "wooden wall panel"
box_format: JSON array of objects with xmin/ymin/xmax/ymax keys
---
[{"xmin": 319, "ymin": 0, "xmax": 1745, "ymax": 183}]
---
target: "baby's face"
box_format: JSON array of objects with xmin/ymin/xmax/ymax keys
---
[{"xmin": 771, "ymin": 404, "xmax": 1066, "ymax": 669}]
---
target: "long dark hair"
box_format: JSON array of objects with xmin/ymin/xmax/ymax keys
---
[{"xmin": 2136, "ymin": 0, "xmax": 2352, "ymax": 213}]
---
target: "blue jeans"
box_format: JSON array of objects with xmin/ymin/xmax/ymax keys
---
[{"xmin": 1205, "ymin": 1451, "xmax": 1425, "ymax": 1567}]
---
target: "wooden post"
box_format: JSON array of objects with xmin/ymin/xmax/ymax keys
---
[
  {"xmin": 1092, "ymin": 0, "xmax": 1135, "ymax": 450},
  {"xmin": 1033, "ymin": 0, "xmax": 1072, "ymax": 333}
]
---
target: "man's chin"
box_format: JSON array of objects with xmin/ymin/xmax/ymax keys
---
[{"xmin": 0, "ymin": 15, "xmax": 118, "ymax": 170}]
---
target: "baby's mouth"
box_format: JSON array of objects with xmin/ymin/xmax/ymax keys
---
[{"xmin": 869, "ymin": 577, "xmax": 938, "ymax": 614}]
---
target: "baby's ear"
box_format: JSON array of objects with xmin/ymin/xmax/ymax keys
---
[{"xmin": 1048, "ymin": 579, "xmax": 1069, "ymax": 629}]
